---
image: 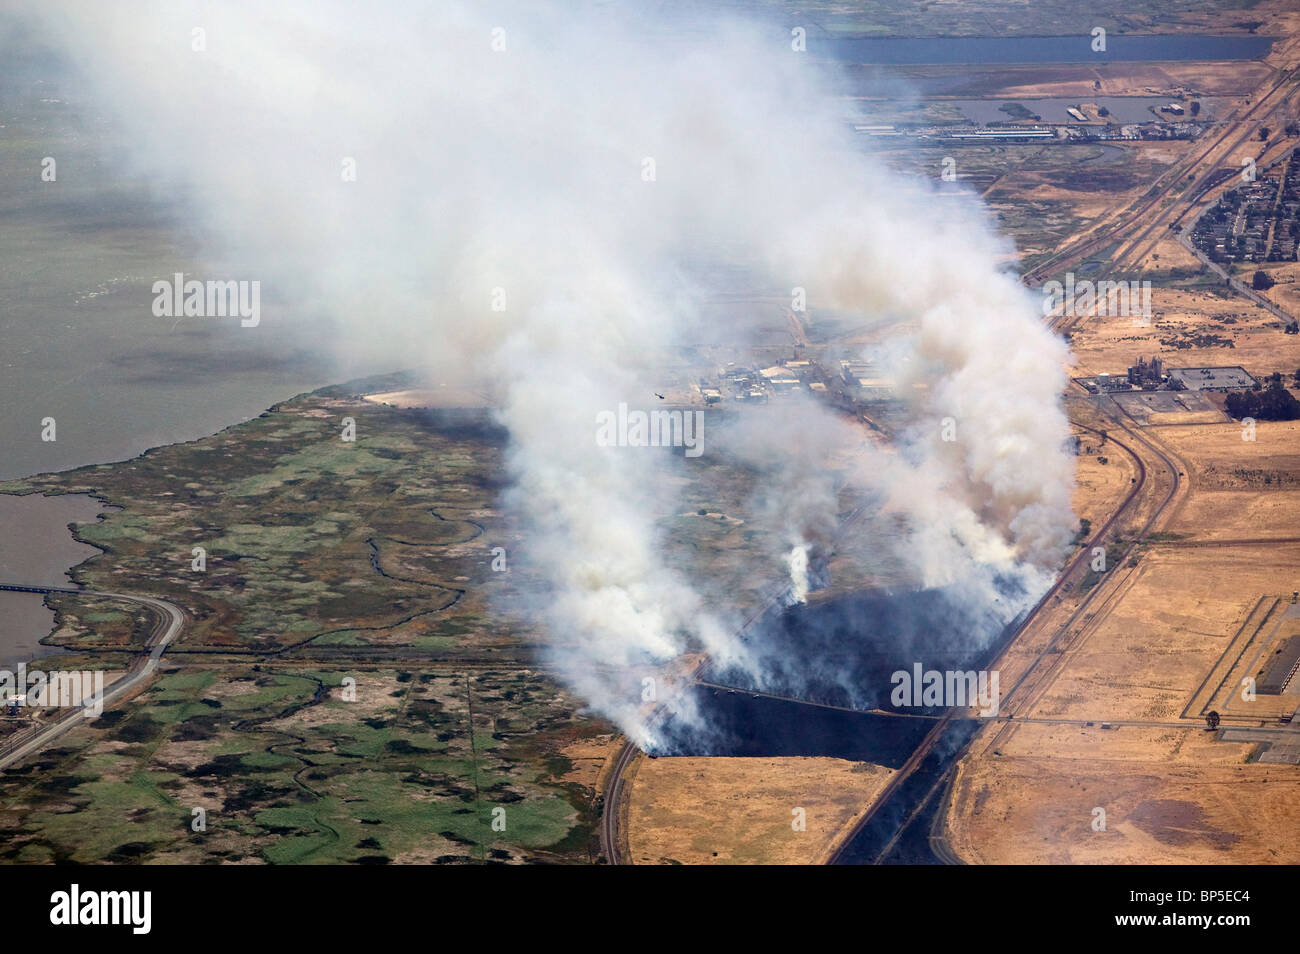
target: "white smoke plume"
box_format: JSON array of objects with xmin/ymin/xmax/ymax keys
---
[
  {"xmin": 18, "ymin": 1, "xmax": 1075, "ymax": 746},
  {"xmin": 785, "ymin": 545, "xmax": 811, "ymax": 606}
]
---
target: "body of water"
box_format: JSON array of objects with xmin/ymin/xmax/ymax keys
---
[
  {"xmin": 0, "ymin": 44, "xmax": 373, "ymax": 664},
  {"xmin": 822, "ymin": 34, "xmax": 1274, "ymax": 66},
  {"xmin": 0, "ymin": 43, "xmax": 382, "ymax": 485},
  {"xmin": 0, "ymin": 493, "xmax": 104, "ymax": 669},
  {"xmin": 948, "ymin": 96, "xmax": 1196, "ymax": 125}
]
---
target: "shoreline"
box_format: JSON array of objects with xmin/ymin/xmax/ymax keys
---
[
  {"xmin": 0, "ymin": 368, "xmax": 427, "ymax": 670},
  {"xmin": 0, "ymin": 493, "xmax": 107, "ymax": 670}
]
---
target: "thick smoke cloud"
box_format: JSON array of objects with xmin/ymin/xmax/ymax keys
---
[{"xmin": 21, "ymin": 1, "xmax": 1075, "ymax": 747}]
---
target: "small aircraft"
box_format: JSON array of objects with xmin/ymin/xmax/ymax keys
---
[{"xmin": 654, "ymin": 392, "xmax": 665, "ymax": 400}]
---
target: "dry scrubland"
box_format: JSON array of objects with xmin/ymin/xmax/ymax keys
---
[
  {"xmin": 618, "ymin": 0, "xmax": 1300, "ymax": 865},
  {"xmin": 943, "ymin": 18, "xmax": 1300, "ymax": 853},
  {"xmin": 947, "ymin": 756, "xmax": 1299, "ymax": 864},
  {"xmin": 947, "ymin": 534, "xmax": 1300, "ymax": 864},
  {"xmin": 1072, "ymin": 433, "xmax": 1140, "ymax": 531},
  {"xmin": 986, "ymin": 61, "xmax": 1273, "ymax": 100},
  {"xmin": 0, "ymin": 377, "xmax": 629, "ymax": 863},
  {"xmin": 946, "ymin": 281, "xmax": 1300, "ymax": 862},
  {"xmin": 0, "ymin": 371, "xmax": 833, "ymax": 863},
  {"xmin": 755, "ymin": 0, "xmax": 1297, "ymax": 40},
  {"xmin": 1258, "ymin": 261, "xmax": 1300, "ymax": 315},
  {"xmin": 1066, "ymin": 286, "xmax": 1293, "ymax": 378},
  {"xmin": 624, "ymin": 755, "xmax": 893, "ymax": 864},
  {"xmin": 9, "ymin": 0, "xmax": 1300, "ymax": 867}
]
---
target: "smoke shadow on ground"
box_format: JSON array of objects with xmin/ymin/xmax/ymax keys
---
[
  {"xmin": 654, "ymin": 688, "xmax": 932, "ymax": 766},
  {"xmin": 653, "ymin": 585, "xmax": 1020, "ymax": 765},
  {"xmin": 719, "ymin": 586, "xmax": 1011, "ymax": 709}
]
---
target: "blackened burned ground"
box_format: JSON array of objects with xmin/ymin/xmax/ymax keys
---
[
  {"xmin": 834, "ymin": 718, "xmax": 984, "ymax": 864},
  {"xmin": 657, "ymin": 588, "xmax": 1004, "ymax": 758},
  {"xmin": 661, "ymin": 690, "xmax": 932, "ymax": 765},
  {"xmin": 734, "ymin": 587, "xmax": 998, "ymax": 710},
  {"xmin": 654, "ymin": 587, "xmax": 1015, "ymax": 862}
]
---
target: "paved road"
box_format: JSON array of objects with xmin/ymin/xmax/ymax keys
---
[
  {"xmin": 599, "ymin": 740, "xmax": 640, "ymax": 864},
  {"xmin": 1023, "ymin": 53, "xmax": 1300, "ymax": 292},
  {"xmin": 1175, "ymin": 230, "xmax": 1297, "ymax": 326},
  {"xmin": 0, "ymin": 584, "xmax": 185, "ymax": 770},
  {"xmin": 693, "ymin": 682, "xmax": 1289, "ymax": 733}
]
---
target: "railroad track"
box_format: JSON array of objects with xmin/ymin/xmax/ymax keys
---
[
  {"xmin": 598, "ymin": 498, "xmax": 873, "ymax": 863},
  {"xmin": 599, "ymin": 739, "xmax": 639, "ymax": 864},
  {"xmin": 599, "ymin": 409, "xmax": 1178, "ymax": 866},
  {"xmin": 824, "ymin": 414, "xmax": 1174, "ymax": 864},
  {"xmin": 1113, "ymin": 66, "xmax": 1300, "ymax": 272},
  {"xmin": 596, "ymin": 580, "xmax": 798, "ymax": 864},
  {"xmin": 597, "ymin": 61, "xmax": 1296, "ymax": 857},
  {"xmin": 992, "ymin": 411, "xmax": 1180, "ymax": 720},
  {"xmin": 1023, "ymin": 56, "xmax": 1300, "ymax": 298},
  {"xmin": 919, "ymin": 406, "xmax": 1189, "ymax": 863}
]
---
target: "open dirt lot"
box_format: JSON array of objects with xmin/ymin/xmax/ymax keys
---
[
  {"xmin": 945, "ymin": 412, "xmax": 1300, "ymax": 863},
  {"xmin": 624, "ymin": 755, "xmax": 893, "ymax": 864},
  {"xmin": 1160, "ymin": 417, "xmax": 1300, "ymax": 499},
  {"xmin": 1065, "ymin": 287, "xmax": 1298, "ymax": 380},
  {"xmin": 947, "ymin": 544, "xmax": 1300, "ymax": 862},
  {"xmin": 947, "ymin": 755, "xmax": 1300, "ymax": 864}
]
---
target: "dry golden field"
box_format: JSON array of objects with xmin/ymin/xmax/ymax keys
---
[
  {"xmin": 946, "ymin": 307, "xmax": 1300, "ymax": 863},
  {"xmin": 625, "ymin": 755, "xmax": 894, "ymax": 864}
]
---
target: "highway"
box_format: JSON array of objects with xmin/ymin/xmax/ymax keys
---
[
  {"xmin": 912, "ymin": 404, "xmax": 1192, "ymax": 863},
  {"xmin": 1110, "ymin": 62, "xmax": 1300, "ymax": 274},
  {"xmin": 598, "ymin": 413, "xmax": 1177, "ymax": 864},
  {"xmin": 694, "ymin": 681, "xmax": 1281, "ymax": 732},
  {"xmin": 586, "ymin": 53, "xmax": 1300, "ymax": 860},
  {"xmin": 0, "ymin": 584, "xmax": 185, "ymax": 771}
]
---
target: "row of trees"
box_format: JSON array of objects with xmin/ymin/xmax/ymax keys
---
[{"xmin": 1224, "ymin": 380, "xmax": 1300, "ymax": 421}]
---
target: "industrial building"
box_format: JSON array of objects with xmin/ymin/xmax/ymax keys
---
[
  {"xmin": 759, "ymin": 364, "xmax": 803, "ymax": 393},
  {"xmin": 1166, "ymin": 366, "xmax": 1258, "ymax": 391},
  {"xmin": 839, "ymin": 360, "xmax": 874, "ymax": 386},
  {"xmin": 1080, "ymin": 363, "xmax": 1259, "ymax": 394},
  {"xmin": 1259, "ymin": 634, "xmax": 1300, "ymax": 696},
  {"xmin": 1127, "ymin": 355, "xmax": 1164, "ymax": 388},
  {"xmin": 943, "ymin": 125, "xmax": 1056, "ymax": 141},
  {"xmin": 1082, "ymin": 371, "xmax": 1128, "ymax": 392}
]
